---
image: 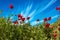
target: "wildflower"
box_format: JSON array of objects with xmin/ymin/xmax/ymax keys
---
[
  {"xmin": 9, "ymin": 4, "xmax": 13, "ymax": 9},
  {"xmin": 18, "ymin": 14, "xmax": 22, "ymax": 20},
  {"xmin": 27, "ymin": 17, "xmax": 30, "ymax": 20},
  {"xmin": 48, "ymin": 17, "xmax": 51, "ymax": 21},
  {"xmin": 44, "ymin": 18, "xmax": 47, "ymax": 22},
  {"xmin": 18, "ymin": 14, "xmax": 22, "ymax": 17},
  {"xmin": 58, "ymin": 27, "xmax": 60, "ymax": 31},
  {"xmin": 18, "ymin": 17, "xmax": 22, "ymax": 20},
  {"xmin": 56, "ymin": 7, "xmax": 60, "ymax": 10},
  {"xmin": 14, "ymin": 20, "xmax": 18, "ymax": 24},
  {"xmin": 53, "ymin": 32, "xmax": 57, "ymax": 38},
  {"xmin": 45, "ymin": 23, "xmax": 50, "ymax": 28},
  {"xmin": 22, "ymin": 18, "xmax": 25, "ymax": 21}
]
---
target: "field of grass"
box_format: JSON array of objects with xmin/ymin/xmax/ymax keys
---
[{"xmin": 0, "ymin": 16, "xmax": 60, "ymax": 40}]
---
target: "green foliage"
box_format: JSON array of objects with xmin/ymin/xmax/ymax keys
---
[{"xmin": 0, "ymin": 17, "xmax": 60, "ymax": 40}]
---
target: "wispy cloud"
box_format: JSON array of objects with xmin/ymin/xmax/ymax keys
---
[
  {"xmin": 30, "ymin": 0, "xmax": 57, "ymax": 21},
  {"xmin": 23, "ymin": 4, "xmax": 33, "ymax": 18},
  {"xmin": 28, "ymin": 10, "xmax": 36, "ymax": 17},
  {"xmin": 52, "ymin": 15, "xmax": 58, "ymax": 19}
]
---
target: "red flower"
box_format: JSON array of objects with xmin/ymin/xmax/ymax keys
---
[
  {"xmin": 44, "ymin": 18, "xmax": 47, "ymax": 22},
  {"xmin": 14, "ymin": 20, "xmax": 18, "ymax": 24},
  {"xmin": 56, "ymin": 7, "xmax": 60, "ymax": 10},
  {"xmin": 36, "ymin": 19, "xmax": 40, "ymax": 22},
  {"xmin": 27, "ymin": 17, "xmax": 30, "ymax": 20},
  {"xmin": 45, "ymin": 23, "xmax": 50, "ymax": 28},
  {"xmin": 22, "ymin": 18, "xmax": 25, "ymax": 21},
  {"xmin": 53, "ymin": 33, "xmax": 57, "ymax": 38},
  {"xmin": 58, "ymin": 27, "xmax": 60, "ymax": 31},
  {"xmin": 18, "ymin": 14, "xmax": 22, "ymax": 17},
  {"xmin": 18, "ymin": 17, "xmax": 22, "ymax": 20},
  {"xmin": 48, "ymin": 17, "xmax": 51, "ymax": 21},
  {"xmin": 9, "ymin": 4, "xmax": 13, "ymax": 9},
  {"xmin": 18, "ymin": 14, "xmax": 22, "ymax": 20}
]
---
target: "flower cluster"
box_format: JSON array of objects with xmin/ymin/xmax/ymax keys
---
[
  {"xmin": 44, "ymin": 17, "xmax": 51, "ymax": 22},
  {"xmin": 13, "ymin": 14, "xmax": 30, "ymax": 25}
]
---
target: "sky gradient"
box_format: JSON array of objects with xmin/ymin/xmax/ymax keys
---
[{"xmin": 0, "ymin": 0, "xmax": 60, "ymax": 25}]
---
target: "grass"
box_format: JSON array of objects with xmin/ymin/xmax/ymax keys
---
[{"xmin": 0, "ymin": 17, "xmax": 60, "ymax": 40}]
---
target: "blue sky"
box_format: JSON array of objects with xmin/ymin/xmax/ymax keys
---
[{"xmin": 0, "ymin": 0, "xmax": 60, "ymax": 25}]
